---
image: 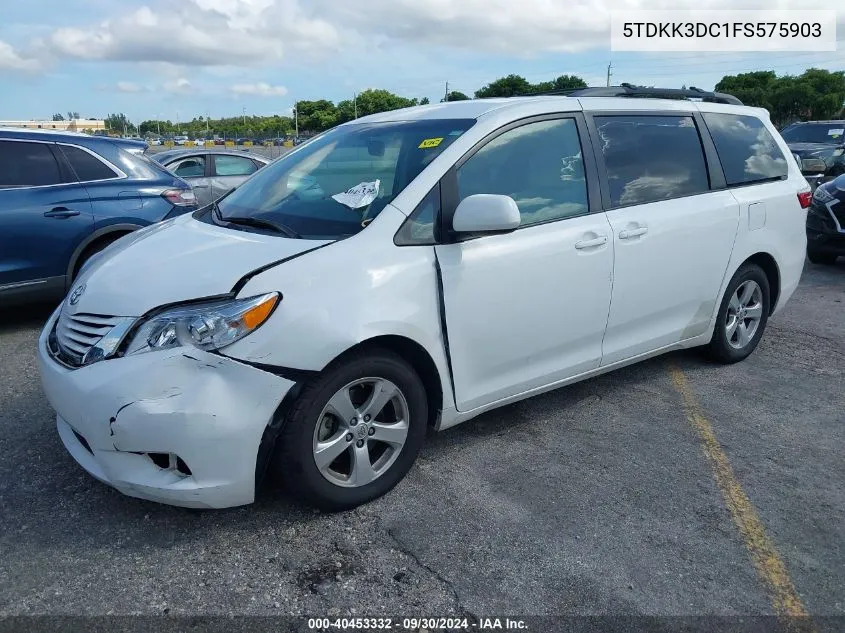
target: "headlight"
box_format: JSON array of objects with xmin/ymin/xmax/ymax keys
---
[
  {"xmin": 124, "ymin": 292, "xmax": 279, "ymax": 356},
  {"xmin": 813, "ymin": 186, "xmax": 835, "ymax": 203},
  {"xmin": 833, "ymin": 148, "xmax": 845, "ymax": 157}
]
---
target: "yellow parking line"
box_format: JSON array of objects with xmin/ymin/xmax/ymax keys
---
[{"xmin": 669, "ymin": 366, "xmax": 808, "ymax": 618}]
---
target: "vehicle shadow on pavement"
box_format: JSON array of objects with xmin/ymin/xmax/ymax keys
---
[{"xmin": 0, "ymin": 302, "xmax": 56, "ymax": 333}]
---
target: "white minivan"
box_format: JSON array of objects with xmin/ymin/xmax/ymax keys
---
[{"xmin": 37, "ymin": 87, "xmax": 809, "ymax": 510}]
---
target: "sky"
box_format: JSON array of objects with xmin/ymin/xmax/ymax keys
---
[{"xmin": 1, "ymin": 0, "xmax": 845, "ymax": 124}]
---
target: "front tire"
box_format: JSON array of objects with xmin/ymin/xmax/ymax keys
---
[
  {"xmin": 271, "ymin": 350, "xmax": 427, "ymax": 511},
  {"xmin": 706, "ymin": 263, "xmax": 770, "ymax": 364},
  {"xmin": 807, "ymin": 249, "xmax": 838, "ymax": 266}
]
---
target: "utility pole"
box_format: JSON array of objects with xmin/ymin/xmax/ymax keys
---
[
  {"xmin": 294, "ymin": 101, "xmax": 298, "ymax": 137},
  {"xmin": 206, "ymin": 111, "xmax": 210, "ymax": 135},
  {"xmin": 606, "ymin": 62, "xmax": 613, "ymax": 87},
  {"xmin": 353, "ymin": 93, "xmax": 358, "ymax": 119},
  {"xmin": 444, "ymin": 81, "xmax": 449, "ymax": 102},
  {"xmin": 242, "ymin": 106, "xmax": 246, "ymax": 125}
]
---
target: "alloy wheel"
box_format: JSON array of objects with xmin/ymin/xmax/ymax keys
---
[
  {"xmin": 725, "ymin": 280, "xmax": 764, "ymax": 350},
  {"xmin": 312, "ymin": 377, "xmax": 410, "ymax": 488}
]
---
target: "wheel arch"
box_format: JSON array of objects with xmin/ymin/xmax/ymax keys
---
[
  {"xmin": 321, "ymin": 335, "xmax": 444, "ymax": 431},
  {"xmin": 66, "ymin": 223, "xmax": 144, "ymax": 284},
  {"xmin": 253, "ymin": 334, "xmax": 445, "ymax": 491},
  {"xmin": 742, "ymin": 252, "xmax": 781, "ymax": 315}
]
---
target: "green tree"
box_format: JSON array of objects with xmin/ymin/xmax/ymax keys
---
[
  {"xmin": 475, "ymin": 74, "xmax": 533, "ymax": 98},
  {"xmin": 52, "ymin": 113, "xmax": 64, "ymax": 121},
  {"xmin": 420, "ymin": 97, "xmax": 430, "ymax": 105},
  {"xmin": 105, "ymin": 112, "xmax": 136, "ymax": 135},
  {"xmin": 716, "ymin": 69, "xmax": 845, "ymax": 127},
  {"xmin": 533, "ymin": 74, "xmax": 588, "ymax": 93},
  {"xmin": 443, "ymin": 91, "xmax": 470, "ymax": 102},
  {"xmin": 354, "ymin": 89, "xmax": 417, "ymax": 117}
]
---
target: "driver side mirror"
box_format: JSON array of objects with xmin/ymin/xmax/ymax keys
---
[{"xmin": 452, "ymin": 194, "xmax": 521, "ymax": 234}]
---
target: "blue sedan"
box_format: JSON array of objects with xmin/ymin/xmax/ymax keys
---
[{"xmin": 0, "ymin": 129, "xmax": 197, "ymax": 306}]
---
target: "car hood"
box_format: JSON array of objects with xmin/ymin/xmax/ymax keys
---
[
  {"xmin": 788, "ymin": 142, "xmax": 840, "ymax": 157},
  {"xmin": 67, "ymin": 214, "xmax": 331, "ymax": 317}
]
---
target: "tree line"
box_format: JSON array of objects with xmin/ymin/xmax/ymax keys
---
[
  {"xmin": 715, "ymin": 69, "xmax": 845, "ymax": 128},
  {"xmin": 89, "ymin": 69, "xmax": 843, "ymax": 139}
]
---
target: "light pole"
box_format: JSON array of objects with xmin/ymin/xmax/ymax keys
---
[
  {"xmin": 294, "ymin": 101, "xmax": 298, "ymax": 137},
  {"xmin": 354, "ymin": 93, "xmax": 358, "ymax": 119}
]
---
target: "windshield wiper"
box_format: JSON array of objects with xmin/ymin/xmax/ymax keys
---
[{"xmin": 223, "ymin": 214, "xmax": 302, "ymax": 239}]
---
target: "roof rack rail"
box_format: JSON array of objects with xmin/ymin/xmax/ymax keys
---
[{"xmin": 519, "ymin": 83, "xmax": 743, "ymax": 105}]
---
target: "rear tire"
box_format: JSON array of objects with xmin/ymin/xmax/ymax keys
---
[
  {"xmin": 706, "ymin": 263, "xmax": 770, "ymax": 364},
  {"xmin": 807, "ymin": 249, "xmax": 838, "ymax": 266},
  {"xmin": 271, "ymin": 349, "xmax": 427, "ymax": 511}
]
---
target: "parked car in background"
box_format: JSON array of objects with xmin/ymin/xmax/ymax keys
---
[
  {"xmin": 36, "ymin": 88, "xmax": 808, "ymax": 510},
  {"xmin": 806, "ymin": 174, "xmax": 845, "ymax": 265},
  {"xmin": 781, "ymin": 121, "xmax": 845, "ymax": 189},
  {"xmin": 173, "ymin": 135, "xmax": 189, "ymax": 146},
  {"xmin": 0, "ymin": 128, "xmax": 197, "ymax": 305},
  {"xmin": 150, "ymin": 149, "xmax": 269, "ymax": 207}
]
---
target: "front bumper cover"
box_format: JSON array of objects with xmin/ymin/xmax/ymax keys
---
[{"xmin": 37, "ymin": 310, "xmax": 294, "ymax": 509}]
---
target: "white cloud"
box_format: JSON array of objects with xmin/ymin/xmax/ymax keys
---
[
  {"xmin": 163, "ymin": 78, "xmax": 193, "ymax": 94},
  {"xmin": 42, "ymin": 0, "xmax": 337, "ymax": 67},
  {"xmin": 0, "ymin": 39, "xmax": 41, "ymax": 72},
  {"xmin": 229, "ymin": 82, "xmax": 288, "ymax": 97},
  {"xmin": 116, "ymin": 81, "xmax": 145, "ymax": 93},
  {"xmin": 11, "ymin": 0, "xmax": 845, "ymax": 77}
]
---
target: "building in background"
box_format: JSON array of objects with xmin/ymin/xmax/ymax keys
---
[{"xmin": 0, "ymin": 119, "xmax": 106, "ymax": 133}]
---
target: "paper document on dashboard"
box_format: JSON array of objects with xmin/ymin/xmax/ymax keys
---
[{"xmin": 332, "ymin": 180, "xmax": 380, "ymax": 209}]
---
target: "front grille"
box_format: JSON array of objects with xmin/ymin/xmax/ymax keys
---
[{"xmin": 53, "ymin": 312, "xmax": 121, "ymax": 367}]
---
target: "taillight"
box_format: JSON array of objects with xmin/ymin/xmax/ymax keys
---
[
  {"xmin": 162, "ymin": 189, "xmax": 197, "ymax": 206},
  {"xmin": 797, "ymin": 191, "xmax": 812, "ymax": 209}
]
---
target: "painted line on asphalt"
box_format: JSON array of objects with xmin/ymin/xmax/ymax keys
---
[{"xmin": 669, "ymin": 365, "xmax": 809, "ymax": 618}]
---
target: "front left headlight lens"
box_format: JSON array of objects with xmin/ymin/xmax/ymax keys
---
[{"xmin": 124, "ymin": 292, "xmax": 279, "ymax": 356}]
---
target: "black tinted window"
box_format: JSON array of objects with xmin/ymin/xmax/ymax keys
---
[
  {"xmin": 595, "ymin": 115, "xmax": 709, "ymax": 207},
  {"xmin": 0, "ymin": 140, "xmax": 63, "ymax": 187},
  {"xmin": 60, "ymin": 145, "xmax": 118, "ymax": 181},
  {"xmin": 703, "ymin": 113, "xmax": 788, "ymax": 186},
  {"xmin": 457, "ymin": 118, "xmax": 588, "ymax": 226}
]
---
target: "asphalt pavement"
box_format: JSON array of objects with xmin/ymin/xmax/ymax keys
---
[{"xmin": 0, "ymin": 261, "xmax": 842, "ymax": 627}]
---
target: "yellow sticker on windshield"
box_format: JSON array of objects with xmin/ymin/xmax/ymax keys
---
[{"xmin": 419, "ymin": 137, "xmax": 444, "ymax": 149}]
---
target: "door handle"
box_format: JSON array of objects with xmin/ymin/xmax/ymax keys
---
[
  {"xmin": 44, "ymin": 207, "xmax": 80, "ymax": 219},
  {"xmin": 574, "ymin": 235, "xmax": 608, "ymax": 249},
  {"xmin": 192, "ymin": 184, "xmax": 210, "ymax": 189},
  {"xmin": 618, "ymin": 226, "xmax": 648, "ymax": 240}
]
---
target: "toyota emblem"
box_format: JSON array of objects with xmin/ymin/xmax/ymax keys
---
[{"xmin": 68, "ymin": 284, "xmax": 86, "ymax": 306}]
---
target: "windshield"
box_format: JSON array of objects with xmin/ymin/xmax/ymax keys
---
[
  {"xmin": 215, "ymin": 119, "xmax": 475, "ymax": 240},
  {"xmin": 781, "ymin": 124, "xmax": 845, "ymax": 145}
]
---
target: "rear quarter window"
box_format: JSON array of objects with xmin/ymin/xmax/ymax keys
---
[
  {"xmin": 59, "ymin": 145, "xmax": 119, "ymax": 182},
  {"xmin": 702, "ymin": 113, "xmax": 788, "ymax": 186}
]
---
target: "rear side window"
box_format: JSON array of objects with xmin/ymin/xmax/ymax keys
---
[
  {"xmin": 0, "ymin": 140, "xmax": 64, "ymax": 187},
  {"xmin": 214, "ymin": 155, "xmax": 258, "ymax": 177},
  {"xmin": 594, "ymin": 115, "xmax": 710, "ymax": 207},
  {"xmin": 60, "ymin": 145, "xmax": 118, "ymax": 181},
  {"xmin": 703, "ymin": 113, "xmax": 788, "ymax": 186},
  {"xmin": 170, "ymin": 156, "xmax": 206, "ymax": 177}
]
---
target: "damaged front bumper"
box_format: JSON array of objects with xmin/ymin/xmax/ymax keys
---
[{"xmin": 37, "ymin": 310, "xmax": 294, "ymax": 509}]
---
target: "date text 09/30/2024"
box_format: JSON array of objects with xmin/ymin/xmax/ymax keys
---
[{"xmin": 307, "ymin": 617, "xmax": 529, "ymax": 630}]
